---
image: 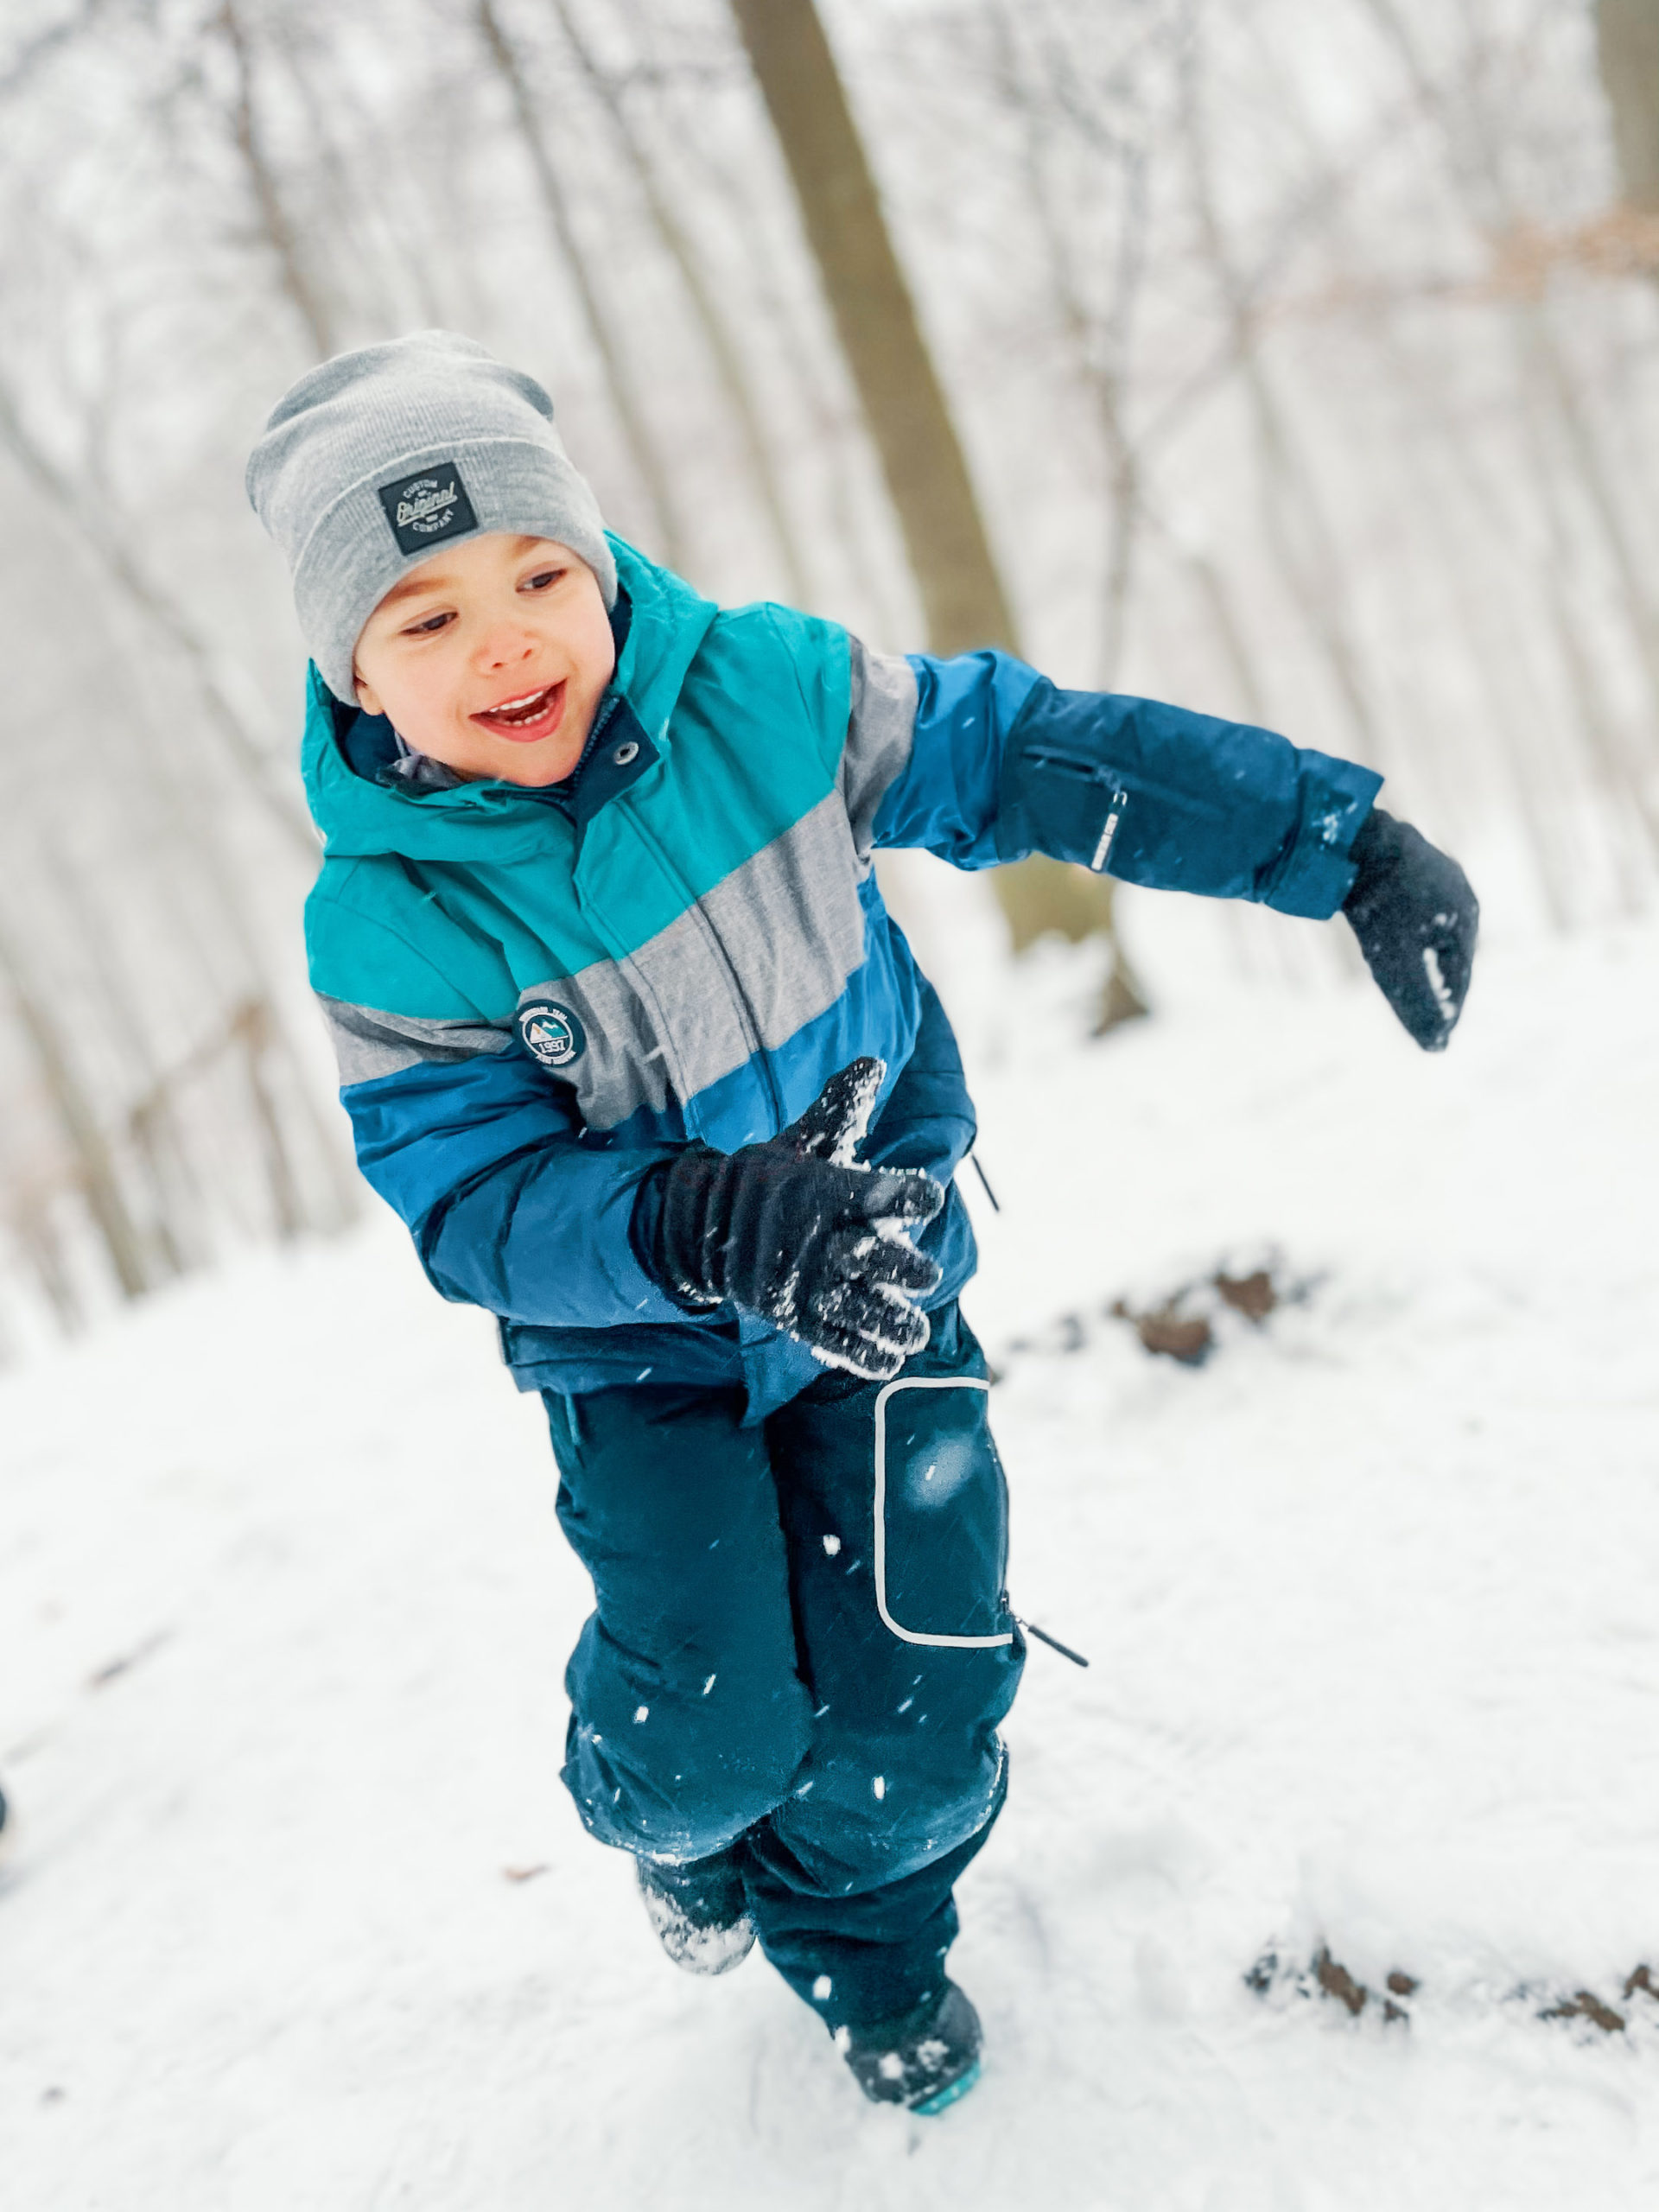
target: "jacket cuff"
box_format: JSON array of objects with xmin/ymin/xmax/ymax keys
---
[
  {"xmin": 627, "ymin": 1158, "xmax": 725, "ymax": 1315},
  {"xmin": 1261, "ymin": 753, "xmax": 1384, "ymax": 919}
]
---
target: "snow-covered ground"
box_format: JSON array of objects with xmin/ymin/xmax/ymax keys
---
[{"xmin": 4, "ymin": 901, "xmax": 1658, "ymax": 2211}]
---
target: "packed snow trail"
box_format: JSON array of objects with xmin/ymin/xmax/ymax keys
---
[{"xmin": 3, "ymin": 917, "xmax": 1658, "ymax": 2210}]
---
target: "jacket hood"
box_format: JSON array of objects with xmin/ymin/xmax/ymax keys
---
[{"xmin": 300, "ymin": 535, "xmax": 719, "ymax": 862}]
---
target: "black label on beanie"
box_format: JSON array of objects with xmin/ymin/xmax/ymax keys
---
[{"xmin": 377, "ymin": 462, "xmax": 478, "ymax": 555}]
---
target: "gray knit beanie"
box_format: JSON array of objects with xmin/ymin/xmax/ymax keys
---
[{"xmin": 246, "ymin": 330, "xmax": 615, "ymax": 702}]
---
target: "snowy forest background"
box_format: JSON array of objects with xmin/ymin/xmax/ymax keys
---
[
  {"xmin": 8, "ymin": 8, "xmax": 1659, "ymax": 2200},
  {"xmin": 2, "ymin": 0, "xmax": 1658, "ymax": 1346}
]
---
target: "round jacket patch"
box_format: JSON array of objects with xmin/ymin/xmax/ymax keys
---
[{"xmin": 517, "ymin": 998, "xmax": 586, "ymax": 1071}]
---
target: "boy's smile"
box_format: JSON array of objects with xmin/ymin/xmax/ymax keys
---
[
  {"xmin": 473, "ymin": 678, "xmax": 569, "ymax": 743},
  {"xmin": 351, "ymin": 531, "xmax": 616, "ymax": 786}
]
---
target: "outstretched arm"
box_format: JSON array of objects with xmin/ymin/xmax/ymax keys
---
[
  {"xmin": 849, "ymin": 644, "xmax": 1380, "ymax": 911},
  {"xmin": 842, "ymin": 642, "xmax": 1476, "ymax": 1044}
]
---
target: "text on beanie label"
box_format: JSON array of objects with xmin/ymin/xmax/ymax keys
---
[{"xmin": 377, "ymin": 461, "xmax": 479, "ymax": 555}]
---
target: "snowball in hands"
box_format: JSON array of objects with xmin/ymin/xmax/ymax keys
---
[{"xmin": 649, "ymin": 1058, "xmax": 944, "ymax": 1382}]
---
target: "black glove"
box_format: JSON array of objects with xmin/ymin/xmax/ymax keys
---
[
  {"xmin": 1342, "ymin": 808, "xmax": 1478, "ymax": 1052},
  {"xmin": 645, "ymin": 1058, "xmax": 944, "ymax": 1382}
]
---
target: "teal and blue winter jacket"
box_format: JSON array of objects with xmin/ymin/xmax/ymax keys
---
[{"xmin": 303, "ymin": 537, "xmax": 1381, "ymax": 1419}]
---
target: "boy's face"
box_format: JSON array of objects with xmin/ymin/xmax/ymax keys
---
[{"xmin": 352, "ymin": 531, "xmax": 616, "ymax": 786}]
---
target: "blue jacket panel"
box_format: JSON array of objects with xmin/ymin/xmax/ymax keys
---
[{"xmin": 878, "ymin": 651, "xmax": 1382, "ymax": 915}]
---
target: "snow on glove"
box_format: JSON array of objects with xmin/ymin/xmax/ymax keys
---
[
  {"xmin": 650, "ymin": 1057, "xmax": 945, "ymax": 1382},
  {"xmin": 1342, "ymin": 808, "xmax": 1478, "ymax": 1052}
]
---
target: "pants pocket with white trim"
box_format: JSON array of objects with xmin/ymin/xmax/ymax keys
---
[{"xmin": 874, "ymin": 1371, "xmax": 1014, "ymax": 1649}]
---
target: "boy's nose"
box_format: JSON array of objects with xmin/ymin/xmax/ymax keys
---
[{"xmin": 478, "ymin": 630, "xmax": 538, "ymax": 671}]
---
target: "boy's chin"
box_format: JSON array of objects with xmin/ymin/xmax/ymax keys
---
[
  {"xmin": 487, "ymin": 753, "xmax": 577, "ymax": 788},
  {"xmin": 480, "ymin": 727, "xmax": 592, "ymax": 786},
  {"xmin": 423, "ymin": 728, "xmax": 589, "ymax": 787}
]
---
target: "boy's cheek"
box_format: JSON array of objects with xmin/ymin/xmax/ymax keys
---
[{"xmin": 358, "ymin": 646, "xmax": 464, "ymax": 747}]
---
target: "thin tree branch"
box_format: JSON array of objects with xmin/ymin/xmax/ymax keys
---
[
  {"xmin": 552, "ymin": 0, "xmax": 814, "ymax": 607},
  {"xmin": 474, "ymin": 0, "xmax": 694, "ymax": 575},
  {"xmin": 219, "ymin": 0, "xmax": 338, "ymax": 359},
  {"xmin": 0, "ymin": 377, "xmax": 315, "ymax": 856}
]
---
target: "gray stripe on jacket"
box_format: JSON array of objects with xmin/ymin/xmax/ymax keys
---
[
  {"xmin": 842, "ymin": 639, "xmax": 918, "ymax": 865},
  {"xmin": 520, "ymin": 790, "xmax": 869, "ymax": 1133},
  {"xmin": 318, "ymin": 995, "xmax": 514, "ymax": 1085}
]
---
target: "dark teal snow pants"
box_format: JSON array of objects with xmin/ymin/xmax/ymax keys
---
[{"xmin": 543, "ymin": 1303, "xmax": 1025, "ymax": 2029}]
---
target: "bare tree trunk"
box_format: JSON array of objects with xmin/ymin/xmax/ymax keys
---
[
  {"xmin": 730, "ymin": 0, "xmax": 1147, "ymax": 1027},
  {"xmin": 126, "ymin": 1095, "xmax": 195, "ymax": 1279},
  {"xmin": 987, "ymin": 8, "xmax": 1277, "ymax": 760},
  {"xmin": 474, "ymin": 0, "xmax": 694, "ymax": 577},
  {"xmin": 1026, "ymin": 125, "xmax": 1147, "ymax": 684},
  {"xmin": 0, "ymin": 0, "xmax": 106, "ymax": 102},
  {"xmin": 268, "ymin": 17, "xmax": 476, "ymax": 334},
  {"xmin": 10, "ymin": 1193, "xmax": 86, "ymax": 1336},
  {"xmin": 44, "ymin": 832, "xmax": 197, "ymax": 1280},
  {"xmin": 1361, "ymin": 0, "xmax": 1659, "ymax": 822},
  {"xmin": 682, "ymin": 122, "xmax": 910, "ymax": 641},
  {"xmin": 1179, "ymin": 24, "xmax": 1389, "ymax": 768},
  {"xmin": 1516, "ymin": 296, "xmax": 1659, "ymax": 761},
  {"xmin": 234, "ymin": 997, "xmax": 305, "ymax": 1241},
  {"xmin": 1597, "ymin": 0, "xmax": 1659, "ymax": 212},
  {"xmin": 124, "ymin": 672, "xmax": 363, "ymax": 1235},
  {"xmin": 0, "ymin": 909, "xmax": 149, "ymax": 1302},
  {"xmin": 1227, "ymin": 2, "xmax": 1591, "ymax": 917},
  {"xmin": 981, "ymin": 7, "xmax": 1166, "ymax": 1022},
  {"xmin": 219, "ymin": 0, "xmax": 339, "ymax": 358},
  {"xmin": 0, "ymin": 386, "xmax": 315, "ymax": 856},
  {"xmin": 550, "ymin": 0, "xmax": 814, "ymax": 608},
  {"xmin": 1504, "ymin": 345, "xmax": 1655, "ymax": 900},
  {"xmin": 728, "ymin": 0, "xmax": 1016, "ymax": 656},
  {"xmin": 1160, "ymin": 524, "xmax": 1274, "ymax": 725}
]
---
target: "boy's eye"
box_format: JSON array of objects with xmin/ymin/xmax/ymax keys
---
[
  {"xmin": 402, "ymin": 611, "xmax": 454, "ymax": 637},
  {"xmin": 523, "ymin": 568, "xmax": 567, "ymax": 593}
]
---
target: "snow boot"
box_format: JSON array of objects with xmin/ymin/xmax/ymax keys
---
[
  {"xmin": 839, "ymin": 1980, "xmax": 982, "ymax": 2114},
  {"xmin": 635, "ymin": 1847, "xmax": 755, "ymax": 1975}
]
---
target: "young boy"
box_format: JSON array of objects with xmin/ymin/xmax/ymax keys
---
[{"xmin": 247, "ymin": 332, "xmax": 1475, "ymax": 2113}]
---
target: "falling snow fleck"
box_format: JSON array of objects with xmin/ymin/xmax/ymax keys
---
[
  {"xmin": 633, "ymin": 1706, "xmax": 649, "ymax": 1724},
  {"xmin": 873, "ymin": 1776, "xmax": 887, "ymax": 1800},
  {"xmin": 813, "ymin": 1974, "xmax": 833, "ymax": 2001},
  {"xmin": 702, "ymin": 1674, "xmax": 716, "ymax": 1695},
  {"xmin": 823, "ymin": 1534, "xmax": 842, "ymax": 1556}
]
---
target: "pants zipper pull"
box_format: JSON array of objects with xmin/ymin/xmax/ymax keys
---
[
  {"xmin": 1014, "ymin": 1616, "xmax": 1090, "ymax": 1669},
  {"xmin": 968, "ymin": 1152, "xmax": 1001, "ymax": 1212}
]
